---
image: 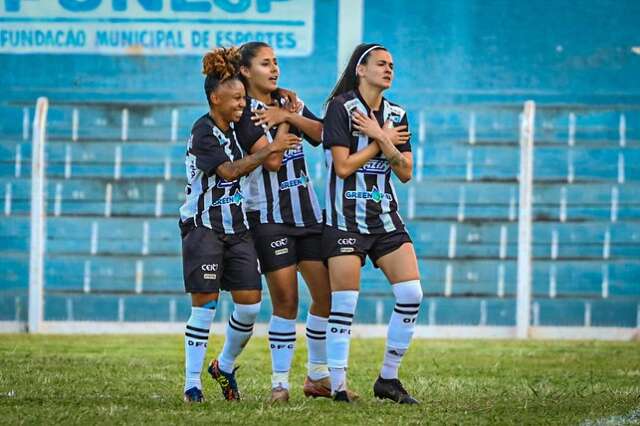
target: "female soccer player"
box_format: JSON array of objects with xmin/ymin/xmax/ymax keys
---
[
  {"xmin": 322, "ymin": 43, "xmax": 421, "ymax": 404},
  {"xmin": 179, "ymin": 46, "xmax": 300, "ymax": 403},
  {"xmin": 234, "ymin": 41, "xmax": 334, "ymax": 402}
]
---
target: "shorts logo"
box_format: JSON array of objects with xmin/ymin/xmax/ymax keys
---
[
  {"xmin": 337, "ymin": 238, "xmax": 356, "ymax": 245},
  {"xmin": 357, "ymin": 158, "xmax": 390, "ymax": 175},
  {"xmin": 212, "ymin": 189, "xmax": 243, "ymax": 207},
  {"xmin": 203, "ymin": 273, "xmax": 217, "ymax": 280},
  {"xmin": 340, "ymin": 247, "xmax": 355, "ymax": 253},
  {"xmin": 279, "ymin": 171, "xmax": 309, "ymax": 191},
  {"xmin": 275, "ymin": 248, "xmax": 289, "ymax": 256},
  {"xmin": 344, "ymin": 185, "xmax": 392, "ymax": 203},
  {"xmin": 270, "ymin": 238, "xmax": 288, "ymax": 248},
  {"xmin": 201, "ymin": 263, "xmax": 219, "ymax": 272}
]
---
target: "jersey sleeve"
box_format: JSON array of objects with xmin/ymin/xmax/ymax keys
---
[
  {"xmin": 235, "ymin": 106, "xmax": 267, "ymax": 153},
  {"xmin": 322, "ymin": 99, "xmax": 351, "ymax": 149},
  {"xmin": 395, "ymin": 112, "xmax": 412, "ymax": 153},
  {"xmin": 191, "ymin": 129, "xmax": 230, "ymax": 177}
]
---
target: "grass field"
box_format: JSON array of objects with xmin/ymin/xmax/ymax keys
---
[{"xmin": 1, "ymin": 334, "xmax": 639, "ymax": 425}]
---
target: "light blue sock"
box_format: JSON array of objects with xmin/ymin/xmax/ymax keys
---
[
  {"xmin": 217, "ymin": 302, "xmax": 260, "ymax": 373},
  {"xmin": 184, "ymin": 303, "xmax": 216, "ymax": 392},
  {"xmin": 326, "ymin": 291, "xmax": 358, "ymax": 393},
  {"xmin": 269, "ymin": 315, "xmax": 296, "ymax": 389}
]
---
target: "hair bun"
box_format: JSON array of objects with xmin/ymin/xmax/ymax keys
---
[{"xmin": 202, "ymin": 47, "xmax": 240, "ymax": 81}]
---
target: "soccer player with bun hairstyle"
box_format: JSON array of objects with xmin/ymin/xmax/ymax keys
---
[
  {"xmin": 322, "ymin": 43, "xmax": 421, "ymax": 403},
  {"xmin": 233, "ymin": 41, "xmax": 334, "ymax": 403},
  {"xmin": 179, "ymin": 46, "xmax": 300, "ymax": 403}
]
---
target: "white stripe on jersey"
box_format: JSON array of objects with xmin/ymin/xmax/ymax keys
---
[
  {"xmin": 286, "ymin": 158, "xmax": 304, "ymax": 225},
  {"xmin": 377, "ymin": 172, "xmax": 395, "ymax": 232},
  {"xmin": 335, "ymin": 176, "xmax": 346, "ymax": 229},
  {"xmin": 269, "ymin": 171, "xmax": 282, "ymax": 222},
  {"xmin": 324, "ymin": 149, "xmax": 334, "ymax": 226},
  {"xmin": 355, "ymin": 133, "xmax": 369, "ymax": 234},
  {"xmin": 202, "ymin": 174, "xmax": 214, "ymax": 228}
]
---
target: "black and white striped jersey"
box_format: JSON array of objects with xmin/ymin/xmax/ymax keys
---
[
  {"xmin": 322, "ymin": 89, "xmax": 411, "ymax": 234},
  {"xmin": 235, "ymin": 95, "xmax": 323, "ymax": 227},
  {"xmin": 179, "ymin": 113, "xmax": 249, "ymax": 234}
]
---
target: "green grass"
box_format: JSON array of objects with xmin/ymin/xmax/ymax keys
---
[{"xmin": 0, "ymin": 335, "xmax": 639, "ymax": 425}]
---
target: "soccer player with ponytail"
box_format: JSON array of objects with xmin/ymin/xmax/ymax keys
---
[{"xmin": 322, "ymin": 43, "xmax": 422, "ymax": 404}]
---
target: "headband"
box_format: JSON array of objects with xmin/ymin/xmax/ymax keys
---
[{"xmin": 355, "ymin": 45, "xmax": 384, "ymax": 76}]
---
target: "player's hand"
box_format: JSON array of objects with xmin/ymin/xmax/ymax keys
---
[
  {"xmin": 351, "ymin": 110, "xmax": 384, "ymax": 140},
  {"xmin": 272, "ymin": 133, "xmax": 301, "ymax": 152},
  {"xmin": 382, "ymin": 122, "xmax": 411, "ymax": 145},
  {"xmin": 252, "ymin": 106, "xmax": 290, "ymax": 129},
  {"xmin": 277, "ymin": 87, "xmax": 302, "ymax": 113}
]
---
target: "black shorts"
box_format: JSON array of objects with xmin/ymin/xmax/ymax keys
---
[
  {"xmin": 180, "ymin": 220, "xmax": 262, "ymax": 293},
  {"xmin": 247, "ymin": 213, "xmax": 324, "ymax": 273},
  {"xmin": 321, "ymin": 226, "xmax": 412, "ymax": 268}
]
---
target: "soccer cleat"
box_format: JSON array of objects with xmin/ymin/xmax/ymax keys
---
[
  {"xmin": 333, "ymin": 390, "xmax": 358, "ymax": 403},
  {"xmin": 207, "ymin": 359, "xmax": 240, "ymax": 401},
  {"xmin": 270, "ymin": 385, "xmax": 290, "ymax": 403},
  {"xmin": 183, "ymin": 386, "xmax": 204, "ymax": 403},
  {"xmin": 373, "ymin": 376, "xmax": 420, "ymax": 404},
  {"xmin": 302, "ymin": 376, "xmax": 332, "ymax": 398}
]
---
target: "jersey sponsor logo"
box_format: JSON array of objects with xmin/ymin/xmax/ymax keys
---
[
  {"xmin": 337, "ymin": 238, "xmax": 356, "ymax": 245},
  {"xmin": 279, "ymin": 171, "xmax": 309, "ymax": 190},
  {"xmin": 344, "ymin": 185, "xmax": 392, "ymax": 203},
  {"xmin": 211, "ymin": 189, "xmax": 244, "ymax": 207},
  {"xmin": 282, "ymin": 145, "xmax": 305, "ymax": 163},
  {"xmin": 201, "ymin": 263, "xmax": 219, "ymax": 272},
  {"xmin": 216, "ymin": 177, "xmax": 237, "ymax": 188},
  {"xmin": 270, "ymin": 238, "xmax": 288, "ymax": 248},
  {"xmin": 357, "ymin": 158, "xmax": 390, "ymax": 175}
]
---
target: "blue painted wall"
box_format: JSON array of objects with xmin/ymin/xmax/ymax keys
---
[{"xmin": 1, "ymin": 0, "xmax": 640, "ymax": 114}]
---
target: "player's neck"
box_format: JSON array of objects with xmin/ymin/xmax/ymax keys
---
[
  {"xmin": 209, "ymin": 109, "xmax": 230, "ymax": 132},
  {"xmin": 358, "ymin": 83, "xmax": 383, "ymax": 111},
  {"xmin": 248, "ymin": 87, "xmax": 272, "ymax": 106}
]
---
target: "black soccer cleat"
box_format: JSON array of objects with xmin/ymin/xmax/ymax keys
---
[
  {"xmin": 333, "ymin": 390, "xmax": 353, "ymax": 403},
  {"xmin": 373, "ymin": 376, "xmax": 420, "ymax": 404},
  {"xmin": 183, "ymin": 386, "xmax": 204, "ymax": 403}
]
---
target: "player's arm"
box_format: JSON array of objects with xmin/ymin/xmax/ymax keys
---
[
  {"xmin": 324, "ymin": 99, "xmax": 380, "ymax": 178},
  {"xmin": 216, "ymin": 129, "xmax": 300, "ymax": 181},
  {"xmin": 248, "ymin": 122, "xmax": 291, "ymax": 172},
  {"xmin": 351, "ymin": 110, "xmax": 413, "ymax": 182},
  {"xmin": 251, "ymin": 106, "xmax": 322, "ymax": 145}
]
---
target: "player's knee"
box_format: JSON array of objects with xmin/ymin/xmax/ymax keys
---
[
  {"xmin": 393, "ymin": 280, "xmax": 423, "ymax": 305},
  {"xmin": 234, "ymin": 301, "xmax": 261, "ymax": 323}
]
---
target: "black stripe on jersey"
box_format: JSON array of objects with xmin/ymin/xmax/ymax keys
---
[{"xmin": 262, "ymin": 171, "xmax": 275, "ymax": 223}]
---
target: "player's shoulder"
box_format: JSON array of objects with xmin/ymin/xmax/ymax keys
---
[
  {"xmin": 331, "ymin": 90, "xmax": 357, "ymax": 107},
  {"xmin": 383, "ymin": 98, "xmax": 407, "ymax": 117},
  {"xmin": 191, "ymin": 113, "xmax": 224, "ymax": 145}
]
